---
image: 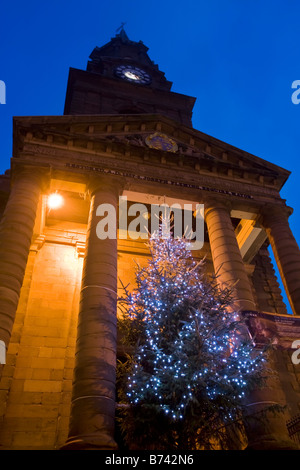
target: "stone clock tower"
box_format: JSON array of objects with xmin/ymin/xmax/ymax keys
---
[
  {"xmin": 0, "ymin": 28, "xmax": 300, "ymax": 450},
  {"xmin": 64, "ymin": 27, "xmax": 195, "ymax": 125}
]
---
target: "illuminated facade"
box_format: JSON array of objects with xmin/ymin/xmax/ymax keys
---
[{"xmin": 0, "ymin": 29, "xmax": 300, "ymax": 449}]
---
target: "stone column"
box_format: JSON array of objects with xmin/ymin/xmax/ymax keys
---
[
  {"xmin": 0, "ymin": 166, "xmax": 47, "ymax": 377},
  {"xmin": 204, "ymin": 197, "xmax": 256, "ymax": 312},
  {"xmin": 259, "ymin": 204, "xmax": 300, "ymax": 316},
  {"xmin": 63, "ymin": 176, "xmax": 123, "ymax": 450}
]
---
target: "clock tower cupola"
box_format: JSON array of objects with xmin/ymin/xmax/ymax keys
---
[{"xmin": 64, "ymin": 27, "xmax": 196, "ymax": 126}]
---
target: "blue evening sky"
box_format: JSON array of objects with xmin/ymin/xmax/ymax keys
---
[{"xmin": 0, "ymin": 0, "xmax": 299, "ymax": 312}]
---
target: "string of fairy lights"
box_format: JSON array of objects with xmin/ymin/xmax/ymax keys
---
[{"xmin": 122, "ymin": 228, "xmax": 266, "ymax": 423}]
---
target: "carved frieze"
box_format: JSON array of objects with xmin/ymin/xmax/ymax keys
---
[{"xmin": 20, "ymin": 139, "xmax": 283, "ymax": 206}]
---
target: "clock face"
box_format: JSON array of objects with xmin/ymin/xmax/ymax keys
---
[{"xmin": 114, "ymin": 65, "xmax": 151, "ymax": 85}]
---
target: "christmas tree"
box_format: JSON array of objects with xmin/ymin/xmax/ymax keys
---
[{"xmin": 117, "ymin": 225, "xmax": 268, "ymax": 450}]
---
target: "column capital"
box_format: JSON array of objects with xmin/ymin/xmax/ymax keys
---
[
  {"xmin": 203, "ymin": 194, "xmax": 232, "ymax": 217},
  {"xmin": 11, "ymin": 164, "xmax": 51, "ymax": 192},
  {"xmin": 258, "ymin": 203, "xmax": 293, "ymax": 229},
  {"xmin": 86, "ymin": 174, "xmax": 126, "ymax": 198}
]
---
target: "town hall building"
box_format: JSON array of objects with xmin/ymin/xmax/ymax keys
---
[{"xmin": 0, "ymin": 28, "xmax": 300, "ymax": 450}]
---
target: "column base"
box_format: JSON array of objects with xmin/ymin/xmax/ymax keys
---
[
  {"xmin": 61, "ymin": 433, "xmax": 118, "ymax": 450},
  {"xmin": 245, "ymin": 435, "xmax": 299, "ymax": 451},
  {"xmin": 243, "ymin": 408, "xmax": 300, "ymax": 451}
]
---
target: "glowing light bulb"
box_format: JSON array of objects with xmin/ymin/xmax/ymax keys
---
[{"xmin": 47, "ymin": 193, "xmax": 64, "ymax": 210}]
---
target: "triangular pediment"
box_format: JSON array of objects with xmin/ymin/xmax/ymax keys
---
[{"xmin": 13, "ymin": 114, "xmax": 290, "ymax": 192}]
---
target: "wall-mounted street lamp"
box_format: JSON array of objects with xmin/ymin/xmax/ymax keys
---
[{"xmin": 47, "ymin": 193, "xmax": 64, "ymax": 210}]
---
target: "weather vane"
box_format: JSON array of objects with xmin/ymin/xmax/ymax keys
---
[{"xmin": 116, "ymin": 22, "xmax": 126, "ymax": 32}]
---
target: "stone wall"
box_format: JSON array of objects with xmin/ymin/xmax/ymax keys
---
[{"xmin": 0, "ymin": 238, "xmax": 82, "ymax": 449}]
